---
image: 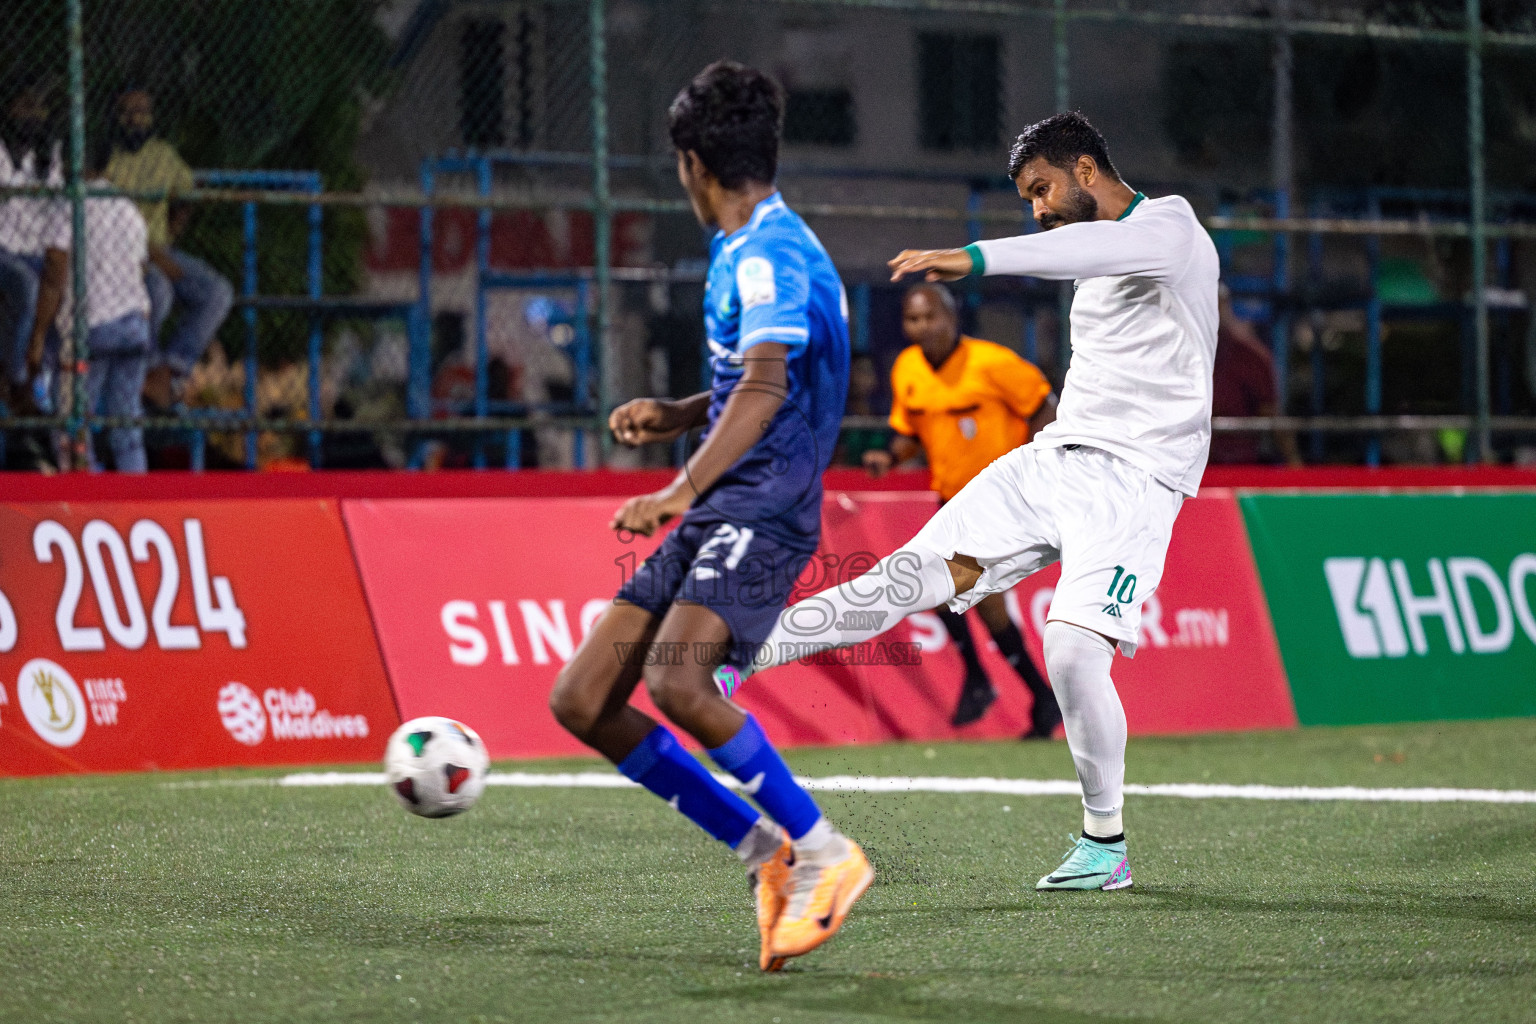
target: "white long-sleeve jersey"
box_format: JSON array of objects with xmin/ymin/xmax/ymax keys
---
[{"xmin": 972, "ymin": 193, "xmax": 1219, "ymax": 496}]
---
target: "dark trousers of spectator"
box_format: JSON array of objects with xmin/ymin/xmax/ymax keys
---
[
  {"xmin": 0, "ymin": 248, "xmax": 42, "ymax": 390},
  {"xmin": 85, "ymin": 311, "xmax": 151, "ymax": 473},
  {"xmin": 145, "ymin": 249, "xmax": 233, "ymax": 377}
]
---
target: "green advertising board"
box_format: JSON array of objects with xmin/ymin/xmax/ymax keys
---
[{"xmin": 1240, "ymin": 492, "xmax": 1536, "ymax": 726}]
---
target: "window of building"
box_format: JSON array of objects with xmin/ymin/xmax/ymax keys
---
[
  {"xmin": 783, "ymin": 87, "xmax": 857, "ymax": 146},
  {"xmin": 458, "ymin": 11, "xmax": 539, "ymax": 150},
  {"xmin": 917, "ymin": 32, "xmax": 1001, "ymax": 151},
  {"xmin": 459, "ymin": 18, "xmax": 506, "ymax": 148}
]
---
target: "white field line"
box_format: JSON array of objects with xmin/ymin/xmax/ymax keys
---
[{"xmin": 271, "ymin": 770, "xmax": 1536, "ymax": 805}]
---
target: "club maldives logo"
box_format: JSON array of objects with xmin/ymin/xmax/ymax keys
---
[
  {"xmin": 1324, "ymin": 555, "xmax": 1536, "ymax": 659},
  {"xmin": 216, "ymin": 682, "xmax": 369, "ymax": 745},
  {"xmin": 217, "ymin": 682, "xmax": 267, "ymax": 745},
  {"xmin": 18, "ymin": 658, "xmax": 87, "ymax": 748}
]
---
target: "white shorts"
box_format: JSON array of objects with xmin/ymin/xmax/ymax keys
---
[{"xmin": 909, "ymin": 443, "xmax": 1184, "ymax": 656}]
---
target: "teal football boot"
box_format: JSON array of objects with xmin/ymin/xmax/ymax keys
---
[
  {"xmin": 713, "ymin": 664, "xmax": 746, "ymax": 699},
  {"xmin": 1036, "ymin": 834, "xmax": 1133, "ymax": 891}
]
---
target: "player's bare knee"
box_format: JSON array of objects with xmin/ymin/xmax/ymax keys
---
[
  {"xmin": 548, "ymin": 669, "xmax": 599, "ymax": 739},
  {"xmin": 643, "ymin": 664, "xmax": 709, "ymax": 726},
  {"xmin": 641, "ymin": 663, "xmax": 683, "ymax": 719}
]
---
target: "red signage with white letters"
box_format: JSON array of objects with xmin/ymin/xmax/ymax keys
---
[
  {"xmin": 343, "ymin": 491, "xmax": 1294, "ymax": 761},
  {"xmin": 695, "ymin": 488, "xmax": 1295, "ymax": 747},
  {"xmin": 0, "ymin": 501, "xmax": 400, "ymax": 776},
  {"xmin": 994, "ymin": 490, "xmax": 1298, "ymax": 736},
  {"xmin": 0, "ymin": 488, "xmax": 1292, "ymax": 774},
  {"xmin": 342, "ymin": 497, "xmax": 662, "ymax": 759}
]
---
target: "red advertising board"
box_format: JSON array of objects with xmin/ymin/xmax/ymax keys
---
[
  {"xmin": 1001, "ymin": 490, "xmax": 1298, "ymax": 735},
  {"xmin": 725, "ymin": 489, "xmax": 1296, "ymax": 745},
  {"xmin": 343, "ymin": 497, "xmax": 666, "ymax": 759},
  {"xmin": 344, "ymin": 490, "xmax": 1294, "ymax": 761},
  {"xmin": 0, "ymin": 501, "xmax": 400, "ymax": 776}
]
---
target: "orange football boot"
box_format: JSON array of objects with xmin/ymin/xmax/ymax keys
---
[
  {"xmin": 768, "ymin": 838, "xmax": 874, "ymax": 962},
  {"xmin": 749, "ymin": 836, "xmax": 793, "ymax": 971}
]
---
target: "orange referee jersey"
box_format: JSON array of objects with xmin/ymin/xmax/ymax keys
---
[{"xmin": 889, "ymin": 335, "xmax": 1051, "ymax": 500}]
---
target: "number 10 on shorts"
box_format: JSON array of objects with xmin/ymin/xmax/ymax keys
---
[{"xmin": 1102, "ymin": 565, "xmax": 1137, "ymax": 617}]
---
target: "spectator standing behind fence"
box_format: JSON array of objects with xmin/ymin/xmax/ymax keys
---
[
  {"xmin": 836, "ymin": 353, "xmax": 890, "ymax": 465},
  {"xmin": 105, "ymin": 88, "xmax": 232, "ymax": 411},
  {"xmin": 0, "ymin": 78, "xmax": 62, "ymax": 410},
  {"xmin": 864, "ymin": 283, "xmax": 1063, "ymax": 738},
  {"xmin": 26, "ymin": 157, "xmax": 153, "ymax": 473},
  {"xmin": 1208, "ymin": 285, "xmax": 1303, "ymax": 466}
]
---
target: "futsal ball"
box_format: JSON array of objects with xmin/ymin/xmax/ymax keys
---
[{"xmin": 384, "ymin": 717, "xmax": 490, "ymax": 818}]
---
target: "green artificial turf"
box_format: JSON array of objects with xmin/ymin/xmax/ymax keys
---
[{"xmin": 2, "ymin": 719, "xmax": 1534, "ymax": 1023}]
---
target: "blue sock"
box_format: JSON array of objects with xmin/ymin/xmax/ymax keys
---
[
  {"xmin": 616, "ymin": 726, "xmax": 758, "ymax": 847},
  {"xmin": 708, "ymin": 715, "xmax": 822, "ymax": 840}
]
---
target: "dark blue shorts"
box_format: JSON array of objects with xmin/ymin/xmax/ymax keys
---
[{"xmin": 616, "ymin": 518, "xmax": 815, "ymax": 663}]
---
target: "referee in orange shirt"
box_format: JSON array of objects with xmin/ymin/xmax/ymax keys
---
[{"xmin": 864, "ymin": 284, "xmax": 1063, "ymax": 737}]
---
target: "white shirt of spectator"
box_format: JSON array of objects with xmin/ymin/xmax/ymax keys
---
[
  {"xmin": 40, "ymin": 178, "xmax": 151, "ymax": 330},
  {"xmin": 0, "ymin": 139, "xmax": 64, "ymax": 255}
]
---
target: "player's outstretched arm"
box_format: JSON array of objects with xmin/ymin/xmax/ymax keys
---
[
  {"xmin": 610, "ymin": 344, "xmax": 790, "ymax": 536},
  {"xmin": 608, "ymin": 391, "xmax": 711, "ymax": 446},
  {"xmin": 968, "ymin": 212, "xmax": 1192, "ymax": 282},
  {"xmin": 892, "ymin": 206, "xmax": 1193, "ymax": 284},
  {"xmin": 888, "ymin": 248, "xmax": 973, "ymax": 282}
]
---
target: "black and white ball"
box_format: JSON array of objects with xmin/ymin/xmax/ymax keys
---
[{"xmin": 384, "ymin": 717, "xmax": 490, "ymax": 818}]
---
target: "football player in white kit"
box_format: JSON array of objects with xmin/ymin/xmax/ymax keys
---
[{"xmin": 715, "ymin": 111, "xmax": 1219, "ymax": 891}]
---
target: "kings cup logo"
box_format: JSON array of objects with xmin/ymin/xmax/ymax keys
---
[
  {"xmin": 18, "ymin": 658, "xmax": 87, "ymax": 748},
  {"xmin": 217, "ymin": 681, "xmax": 267, "ymax": 746}
]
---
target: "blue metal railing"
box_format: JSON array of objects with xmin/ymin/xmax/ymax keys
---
[
  {"xmin": 418, "ymin": 152, "xmax": 603, "ymax": 469},
  {"xmin": 189, "ymin": 170, "xmax": 427, "ymax": 470},
  {"xmin": 193, "ymin": 170, "xmax": 321, "ymax": 469},
  {"xmin": 1212, "ymin": 184, "xmax": 1536, "ymax": 465}
]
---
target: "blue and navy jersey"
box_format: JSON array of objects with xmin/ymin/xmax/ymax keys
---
[{"xmin": 685, "ymin": 193, "xmax": 850, "ymax": 544}]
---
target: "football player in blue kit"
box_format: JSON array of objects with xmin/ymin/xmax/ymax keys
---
[{"xmin": 548, "ymin": 61, "xmax": 871, "ymax": 972}]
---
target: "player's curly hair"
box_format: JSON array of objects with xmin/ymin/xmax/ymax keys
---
[
  {"xmin": 668, "ymin": 60, "xmax": 783, "ymax": 190},
  {"xmin": 1008, "ymin": 111, "xmax": 1121, "ymax": 183}
]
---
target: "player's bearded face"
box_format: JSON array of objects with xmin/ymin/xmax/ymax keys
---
[{"xmin": 1038, "ymin": 182, "xmax": 1098, "ymax": 230}]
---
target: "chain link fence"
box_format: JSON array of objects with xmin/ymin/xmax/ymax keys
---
[{"xmin": 1, "ymin": 0, "xmax": 1534, "ymax": 471}]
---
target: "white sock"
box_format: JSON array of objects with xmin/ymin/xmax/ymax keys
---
[
  {"xmin": 745, "ymin": 545, "xmax": 957, "ymax": 677},
  {"xmin": 790, "ymin": 816, "xmax": 848, "ymax": 863},
  {"xmin": 1083, "ymin": 807, "xmax": 1124, "ymax": 840},
  {"xmin": 734, "ymin": 816, "xmax": 784, "ymax": 867},
  {"xmin": 1043, "ymin": 620, "xmax": 1126, "ymax": 838}
]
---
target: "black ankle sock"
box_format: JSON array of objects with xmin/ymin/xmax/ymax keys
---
[
  {"xmin": 937, "ymin": 606, "xmax": 987, "ymax": 677},
  {"xmin": 990, "ymin": 622, "xmax": 1050, "ymax": 697},
  {"xmin": 1084, "ymin": 831, "xmax": 1126, "ymax": 845}
]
